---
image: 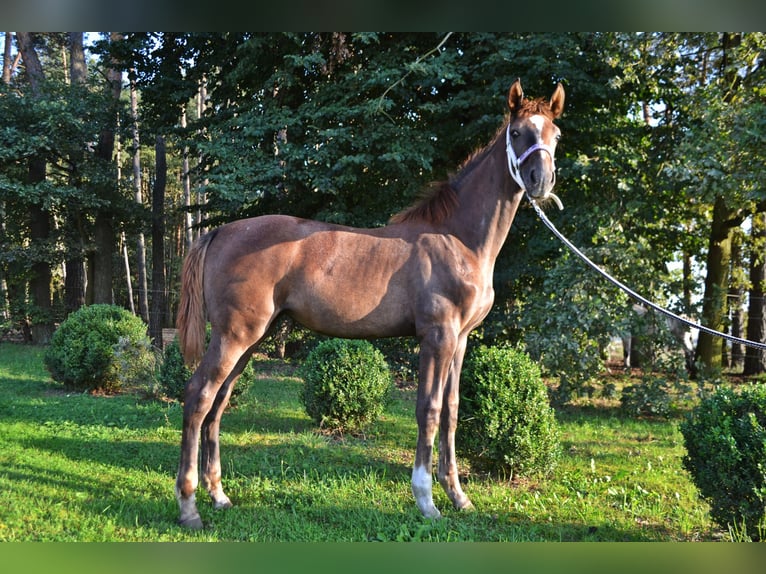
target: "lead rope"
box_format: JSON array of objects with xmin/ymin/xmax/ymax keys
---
[{"xmin": 525, "ymin": 192, "xmax": 766, "ymax": 352}]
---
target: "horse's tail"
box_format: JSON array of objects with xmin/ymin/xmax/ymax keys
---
[{"xmin": 176, "ymin": 230, "xmax": 216, "ymax": 367}]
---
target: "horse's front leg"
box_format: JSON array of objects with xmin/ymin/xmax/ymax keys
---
[
  {"xmin": 412, "ymin": 326, "xmax": 456, "ymax": 519},
  {"xmin": 437, "ymin": 334, "xmax": 474, "ymax": 512}
]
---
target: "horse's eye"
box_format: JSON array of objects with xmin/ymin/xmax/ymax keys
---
[{"xmin": 510, "ymin": 130, "xmax": 520, "ymax": 138}]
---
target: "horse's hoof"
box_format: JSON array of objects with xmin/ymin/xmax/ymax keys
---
[
  {"xmin": 456, "ymin": 500, "xmax": 475, "ymax": 512},
  {"xmin": 178, "ymin": 515, "xmax": 204, "ymax": 529},
  {"xmin": 420, "ymin": 505, "xmax": 442, "ymax": 520},
  {"xmin": 213, "ymin": 497, "xmax": 233, "ymax": 510}
]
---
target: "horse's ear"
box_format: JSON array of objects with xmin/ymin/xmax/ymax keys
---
[
  {"xmin": 507, "ymin": 79, "xmax": 523, "ymax": 114},
  {"xmin": 549, "ymin": 82, "xmax": 565, "ymax": 118}
]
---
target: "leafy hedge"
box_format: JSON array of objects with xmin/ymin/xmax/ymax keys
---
[
  {"xmin": 457, "ymin": 344, "xmax": 560, "ymax": 479},
  {"xmin": 680, "ymin": 384, "xmax": 766, "ymax": 539},
  {"xmin": 44, "ymin": 304, "xmax": 152, "ymax": 393},
  {"xmin": 300, "ymin": 339, "xmax": 392, "ymax": 434}
]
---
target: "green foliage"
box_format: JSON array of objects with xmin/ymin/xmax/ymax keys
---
[
  {"xmin": 44, "ymin": 304, "xmax": 151, "ymax": 393},
  {"xmin": 156, "ymin": 339, "xmax": 191, "ymax": 401},
  {"xmin": 371, "ymin": 337, "xmax": 419, "ymax": 383},
  {"xmin": 6, "ymin": 33, "xmax": 766, "ymax": 404},
  {"xmin": 457, "ymin": 344, "xmax": 560, "ymax": 479},
  {"xmin": 680, "ymin": 384, "xmax": 766, "ymax": 539},
  {"xmin": 0, "ymin": 342, "xmax": 727, "ymax": 540},
  {"xmin": 157, "ymin": 336, "xmax": 254, "ymax": 407},
  {"xmin": 300, "ymin": 339, "xmax": 392, "ymax": 434},
  {"xmin": 521, "ymin": 252, "xmax": 631, "ymax": 404},
  {"xmin": 620, "ymin": 377, "xmax": 673, "ymax": 418},
  {"xmin": 620, "ymin": 355, "xmax": 694, "ymax": 418},
  {"xmin": 113, "ymin": 335, "xmax": 160, "ymax": 398}
]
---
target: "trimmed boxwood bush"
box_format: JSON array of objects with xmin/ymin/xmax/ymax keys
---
[
  {"xmin": 457, "ymin": 344, "xmax": 560, "ymax": 480},
  {"xmin": 300, "ymin": 338, "xmax": 392, "ymax": 434},
  {"xmin": 680, "ymin": 384, "xmax": 766, "ymax": 539},
  {"xmin": 44, "ymin": 304, "xmax": 151, "ymax": 393},
  {"xmin": 158, "ymin": 336, "xmax": 254, "ymax": 407}
]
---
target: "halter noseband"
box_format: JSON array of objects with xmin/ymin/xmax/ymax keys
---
[{"xmin": 505, "ymin": 124, "xmax": 563, "ymax": 210}]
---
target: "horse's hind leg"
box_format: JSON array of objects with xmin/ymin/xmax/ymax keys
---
[
  {"xmin": 200, "ymin": 349, "xmax": 253, "ymax": 510},
  {"xmin": 175, "ymin": 333, "xmax": 248, "ymax": 528}
]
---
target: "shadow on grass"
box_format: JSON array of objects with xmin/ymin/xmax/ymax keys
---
[
  {"xmin": 6, "ymin": 420, "xmax": 685, "ymax": 542},
  {"xmin": 8, "ymin": 432, "xmax": 417, "ymax": 539},
  {"xmin": 1, "ymin": 354, "xmax": 691, "ymax": 541},
  {"xmin": 4, "ymin": 386, "xmax": 414, "ymax": 539},
  {"xmin": 9, "ymin": 425, "xmax": 678, "ymax": 541}
]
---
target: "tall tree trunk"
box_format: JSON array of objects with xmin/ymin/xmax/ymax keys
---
[
  {"xmin": 150, "ymin": 135, "xmax": 167, "ymax": 347},
  {"xmin": 17, "ymin": 32, "xmax": 55, "ymax": 343},
  {"xmin": 27, "ymin": 189, "xmax": 54, "ymax": 343},
  {"xmin": 130, "ymin": 73, "xmax": 149, "ymax": 322},
  {"xmin": 90, "ymin": 216, "xmax": 114, "ymax": 304},
  {"xmin": 2, "ymin": 32, "xmax": 20, "ymax": 84},
  {"xmin": 1, "ymin": 33, "xmax": 13, "ymax": 320},
  {"xmin": 64, "ymin": 244, "xmax": 86, "ymax": 314},
  {"xmin": 196, "ymin": 76, "xmax": 208, "ymax": 238},
  {"xmin": 728, "ymin": 229, "xmax": 745, "ymax": 370},
  {"xmin": 90, "ymin": 32, "xmax": 123, "ymax": 304},
  {"xmin": 682, "ymin": 250, "xmax": 694, "ymax": 313},
  {"xmin": 696, "ymin": 196, "xmax": 735, "ymax": 369},
  {"xmin": 744, "ymin": 212, "xmax": 766, "ymax": 375},
  {"xmin": 121, "ymin": 233, "xmax": 135, "ymax": 313},
  {"xmin": 64, "ymin": 32, "xmax": 87, "ymax": 315},
  {"xmin": 181, "ymin": 105, "xmax": 193, "ymax": 253},
  {"xmin": 69, "ymin": 32, "xmax": 86, "ymax": 83}
]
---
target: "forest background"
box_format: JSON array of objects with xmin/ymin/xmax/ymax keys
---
[{"xmin": 1, "ymin": 32, "xmax": 765, "ymax": 392}]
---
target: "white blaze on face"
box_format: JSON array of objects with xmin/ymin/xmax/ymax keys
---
[{"xmin": 529, "ymin": 114, "xmax": 545, "ymax": 139}]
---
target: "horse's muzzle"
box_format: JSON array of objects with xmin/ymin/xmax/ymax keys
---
[{"xmin": 528, "ymin": 189, "xmax": 564, "ymax": 210}]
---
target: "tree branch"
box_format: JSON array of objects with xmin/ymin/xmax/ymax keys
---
[{"xmin": 375, "ymin": 32, "xmax": 453, "ymax": 123}]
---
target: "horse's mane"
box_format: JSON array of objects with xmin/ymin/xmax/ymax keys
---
[
  {"xmin": 389, "ymin": 124, "xmax": 504, "ymax": 225},
  {"xmin": 389, "ymin": 181, "xmax": 459, "ymax": 225},
  {"xmin": 389, "ymin": 97, "xmax": 554, "ymax": 226}
]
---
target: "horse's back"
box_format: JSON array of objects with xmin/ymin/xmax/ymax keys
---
[
  {"xmin": 201, "ymin": 214, "xmax": 493, "ymax": 340},
  {"xmin": 202, "ymin": 215, "xmax": 419, "ymax": 338}
]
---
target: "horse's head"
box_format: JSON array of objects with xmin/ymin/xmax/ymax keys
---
[{"xmin": 505, "ymin": 79, "xmax": 565, "ymax": 205}]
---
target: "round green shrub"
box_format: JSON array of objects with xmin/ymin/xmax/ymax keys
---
[
  {"xmin": 457, "ymin": 344, "xmax": 560, "ymax": 480},
  {"xmin": 680, "ymin": 384, "xmax": 766, "ymax": 539},
  {"xmin": 44, "ymin": 304, "xmax": 151, "ymax": 393},
  {"xmin": 300, "ymin": 338, "xmax": 392, "ymax": 434},
  {"xmin": 158, "ymin": 336, "xmax": 254, "ymax": 407}
]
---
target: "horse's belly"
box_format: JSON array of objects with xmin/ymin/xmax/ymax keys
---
[{"xmin": 286, "ymin": 282, "xmax": 414, "ymax": 339}]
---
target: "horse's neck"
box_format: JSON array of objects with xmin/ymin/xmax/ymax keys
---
[{"xmin": 448, "ymin": 137, "xmax": 522, "ymax": 265}]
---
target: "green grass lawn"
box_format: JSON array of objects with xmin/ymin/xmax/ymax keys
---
[{"xmin": 0, "ymin": 342, "xmax": 719, "ymax": 541}]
